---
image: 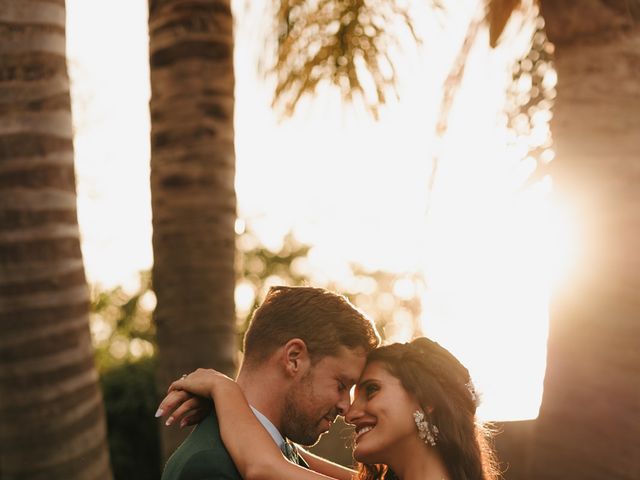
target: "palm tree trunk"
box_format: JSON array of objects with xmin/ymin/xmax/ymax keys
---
[
  {"xmin": 533, "ymin": 2, "xmax": 640, "ymax": 478},
  {"xmin": 0, "ymin": 2, "xmax": 112, "ymax": 478},
  {"xmin": 148, "ymin": 0, "xmax": 237, "ymax": 460}
]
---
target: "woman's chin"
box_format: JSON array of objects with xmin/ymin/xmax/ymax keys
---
[{"xmin": 353, "ymin": 445, "xmax": 379, "ymax": 465}]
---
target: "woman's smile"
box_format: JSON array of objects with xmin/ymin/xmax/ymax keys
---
[{"xmin": 354, "ymin": 424, "xmax": 376, "ymax": 443}]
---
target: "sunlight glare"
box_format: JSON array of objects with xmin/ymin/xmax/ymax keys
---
[
  {"xmin": 417, "ymin": 10, "xmax": 563, "ymax": 421},
  {"xmin": 66, "ymin": 0, "xmax": 568, "ymax": 422},
  {"xmin": 235, "ymin": 281, "xmax": 257, "ymax": 317}
]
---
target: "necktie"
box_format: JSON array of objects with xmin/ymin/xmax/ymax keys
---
[{"xmin": 281, "ymin": 439, "xmax": 300, "ymax": 464}]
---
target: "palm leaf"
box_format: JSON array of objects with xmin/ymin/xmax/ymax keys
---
[
  {"xmin": 487, "ymin": 0, "xmax": 522, "ymax": 47},
  {"xmin": 271, "ymin": 0, "xmax": 429, "ymax": 118}
]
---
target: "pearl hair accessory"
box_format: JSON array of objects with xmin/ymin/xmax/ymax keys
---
[{"xmin": 413, "ymin": 410, "xmax": 439, "ymax": 447}]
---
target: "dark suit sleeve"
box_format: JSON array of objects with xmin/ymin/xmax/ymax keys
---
[{"xmin": 162, "ymin": 410, "xmax": 242, "ymax": 480}]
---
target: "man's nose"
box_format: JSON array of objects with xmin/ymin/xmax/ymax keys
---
[{"xmin": 336, "ymin": 389, "xmax": 351, "ymax": 416}]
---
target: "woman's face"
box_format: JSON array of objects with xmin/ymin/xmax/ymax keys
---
[{"xmin": 345, "ymin": 361, "xmax": 421, "ymax": 465}]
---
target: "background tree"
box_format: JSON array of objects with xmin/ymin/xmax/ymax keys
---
[
  {"xmin": 148, "ymin": 0, "xmax": 237, "ymax": 459},
  {"xmin": 0, "ymin": 1, "xmax": 112, "ymax": 478},
  {"xmin": 532, "ymin": 2, "xmax": 640, "ymax": 479}
]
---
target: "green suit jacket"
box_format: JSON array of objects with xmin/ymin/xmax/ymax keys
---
[
  {"xmin": 161, "ymin": 409, "xmax": 241, "ymax": 480},
  {"xmin": 161, "ymin": 409, "xmax": 309, "ymax": 480}
]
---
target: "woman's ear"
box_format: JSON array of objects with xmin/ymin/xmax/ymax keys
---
[{"xmin": 281, "ymin": 338, "xmax": 310, "ymax": 377}]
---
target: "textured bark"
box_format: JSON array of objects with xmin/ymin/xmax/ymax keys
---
[
  {"xmin": 493, "ymin": 420, "xmax": 536, "ymax": 479},
  {"xmin": 531, "ymin": 1, "xmax": 640, "ymax": 479},
  {"xmin": 148, "ymin": 0, "xmax": 237, "ymax": 460},
  {"xmin": 0, "ymin": 1, "xmax": 112, "ymax": 478}
]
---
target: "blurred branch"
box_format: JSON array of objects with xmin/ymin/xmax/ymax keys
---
[
  {"xmin": 426, "ymin": 5, "xmax": 484, "ymax": 214},
  {"xmin": 427, "ymin": 0, "xmax": 541, "ymax": 212},
  {"xmin": 508, "ymin": 15, "xmax": 557, "ymax": 191}
]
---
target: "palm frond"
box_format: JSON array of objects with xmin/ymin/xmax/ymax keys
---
[
  {"xmin": 487, "ymin": 0, "xmax": 522, "ymax": 47},
  {"xmin": 426, "ymin": 0, "xmax": 543, "ymax": 208},
  {"xmin": 271, "ymin": 0, "xmax": 429, "ymax": 118},
  {"xmin": 426, "ymin": 8, "xmax": 484, "ymax": 215}
]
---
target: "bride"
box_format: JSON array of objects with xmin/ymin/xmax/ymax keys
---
[{"xmin": 159, "ymin": 337, "xmax": 499, "ymax": 480}]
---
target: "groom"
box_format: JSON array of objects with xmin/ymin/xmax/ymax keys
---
[{"xmin": 157, "ymin": 285, "xmax": 380, "ymax": 479}]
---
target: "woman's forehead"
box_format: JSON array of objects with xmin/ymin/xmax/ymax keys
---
[{"xmin": 357, "ymin": 361, "xmax": 396, "ymax": 385}]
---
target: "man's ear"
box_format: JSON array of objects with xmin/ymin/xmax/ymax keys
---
[{"xmin": 281, "ymin": 338, "xmax": 311, "ymax": 377}]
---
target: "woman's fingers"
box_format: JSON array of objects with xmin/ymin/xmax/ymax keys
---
[
  {"xmin": 157, "ymin": 368, "xmax": 235, "ymax": 424},
  {"xmin": 156, "ymin": 386, "xmax": 213, "ymax": 427},
  {"xmin": 156, "ymin": 389, "xmax": 191, "ymax": 420},
  {"xmin": 180, "ymin": 410, "xmax": 207, "ymax": 428},
  {"xmin": 164, "ymin": 396, "xmax": 202, "ymax": 426}
]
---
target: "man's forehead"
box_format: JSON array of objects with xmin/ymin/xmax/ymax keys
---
[{"xmin": 324, "ymin": 346, "xmax": 367, "ymax": 381}]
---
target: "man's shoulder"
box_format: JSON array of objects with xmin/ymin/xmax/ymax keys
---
[{"xmin": 161, "ymin": 412, "xmax": 242, "ymax": 480}]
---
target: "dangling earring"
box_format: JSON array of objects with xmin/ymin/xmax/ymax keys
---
[{"xmin": 413, "ymin": 410, "xmax": 439, "ymax": 447}]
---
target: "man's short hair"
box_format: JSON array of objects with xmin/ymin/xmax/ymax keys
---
[{"xmin": 243, "ymin": 286, "xmax": 380, "ymax": 364}]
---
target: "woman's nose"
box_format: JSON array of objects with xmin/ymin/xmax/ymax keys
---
[{"xmin": 345, "ymin": 398, "xmax": 363, "ymax": 425}]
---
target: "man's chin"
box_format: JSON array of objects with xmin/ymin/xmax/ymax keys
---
[{"xmin": 290, "ymin": 429, "xmax": 324, "ymax": 447}]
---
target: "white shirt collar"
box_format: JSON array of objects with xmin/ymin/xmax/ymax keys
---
[{"xmin": 250, "ymin": 406, "xmax": 285, "ymax": 449}]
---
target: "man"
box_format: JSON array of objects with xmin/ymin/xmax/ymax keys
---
[{"xmin": 157, "ymin": 285, "xmax": 380, "ymax": 479}]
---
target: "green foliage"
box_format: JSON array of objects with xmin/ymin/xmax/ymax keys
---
[
  {"xmin": 91, "ymin": 273, "xmax": 159, "ymax": 479},
  {"xmin": 100, "ymin": 356, "xmax": 161, "ymax": 480},
  {"xmin": 92, "ymin": 271, "xmax": 156, "ymax": 372},
  {"xmin": 235, "ymin": 228, "xmax": 312, "ymax": 345},
  {"xmin": 234, "ymin": 224, "xmax": 424, "ymax": 345},
  {"xmin": 331, "ymin": 264, "xmax": 424, "ymax": 344}
]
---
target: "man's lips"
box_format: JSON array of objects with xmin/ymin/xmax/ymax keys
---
[{"xmin": 322, "ymin": 416, "xmax": 335, "ymax": 428}]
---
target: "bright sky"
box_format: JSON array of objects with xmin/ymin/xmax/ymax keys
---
[{"xmin": 66, "ymin": 0, "xmax": 576, "ymax": 421}]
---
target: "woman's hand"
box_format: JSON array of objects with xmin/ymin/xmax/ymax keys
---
[
  {"xmin": 155, "ymin": 389, "xmax": 211, "ymax": 428},
  {"xmin": 169, "ymin": 368, "xmax": 235, "ymax": 398},
  {"xmin": 156, "ymin": 368, "xmax": 236, "ymax": 428}
]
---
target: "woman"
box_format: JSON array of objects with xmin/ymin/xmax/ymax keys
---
[{"xmin": 165, "ymin": 338, "xmax": 499, "ymax": 480}]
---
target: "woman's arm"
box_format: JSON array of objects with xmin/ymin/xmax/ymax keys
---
[
  {"xmin": 298, "ymin": 448, "xmax": 356, "ymax": 480},
  {"xmin": 162, "ymin": 369, "xmax": 350, "ymax": 480}
]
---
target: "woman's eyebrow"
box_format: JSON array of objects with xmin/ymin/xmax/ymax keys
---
[{"xmin": 356, "ymin": 378, "xmax": 377, "ymax": 389}]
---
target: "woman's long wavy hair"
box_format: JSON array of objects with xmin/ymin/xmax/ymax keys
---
[{"xmin": 355, "ymin": 338, "xmax": 500, "ymax": 480}]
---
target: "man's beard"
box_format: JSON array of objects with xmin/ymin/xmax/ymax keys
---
[{"xmin": 282, "ymin": 372, "xmax": 326, "ymax": 446}]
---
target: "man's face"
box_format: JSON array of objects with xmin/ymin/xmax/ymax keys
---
[{"xmin": 282, "ymin": 346, "xmax": 367, "ymax": 446}]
